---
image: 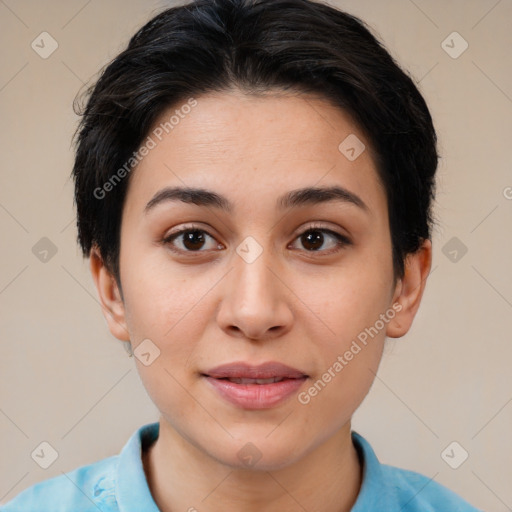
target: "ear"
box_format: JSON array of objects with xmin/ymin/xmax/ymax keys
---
[
  {"xmin": 386, "ymin": 239, "xmax": 432, "ymax": 338},
  {"xmin": 89, "ymin": 246, "xmax": 130, "ymax": 342}
]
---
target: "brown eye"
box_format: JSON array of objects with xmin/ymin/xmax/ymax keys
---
[
  {"xmin": 301, "ymin": 230, "xmax": 325, "ymax": 251},
  {"xmin": 163, "ymin": 228, "xmax": 222, "ymax": 253},
  {"xmin": 181, "ymin": 230, "xmax": 207, "ymax": 250},
  {"xmin": 291, "ymin": 227, "xmax": 351, "ymax": 254}
]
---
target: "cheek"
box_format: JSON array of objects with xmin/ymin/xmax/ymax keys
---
[
  {"xmin": 299, "ymin": 255, "xmax": 393, "ymax": 402},
  {"xmin": 120, "ymin": 250, "xmax": 212, "ymax": 339},
  {"xmin": 305, "ymin": 261, "xmax": 393, "ymax": 345},
  {"xmin": 120, "ymin": 256, "xmax": 217, "ymax": 393},
  {"xmin": 297, "ymin": 271, "xmax": 389, "ymax": 422}
]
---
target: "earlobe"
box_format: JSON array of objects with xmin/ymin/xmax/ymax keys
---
[
  {"xmin": 89, "ymin": 246, "xmax": 130, "ymax": 341},
  {"xmin": 386, "ymin": 239, "xmax": 432, "ymax": 339}
]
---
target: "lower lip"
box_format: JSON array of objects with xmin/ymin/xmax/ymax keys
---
[{"xmin": 204, "ymin": 376, "xmax": 307, "ymax": 409}]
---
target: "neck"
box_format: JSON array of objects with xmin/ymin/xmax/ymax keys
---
[{"xmin": 143, "ymin": 418, "xmax": 362, "ymax": 512}]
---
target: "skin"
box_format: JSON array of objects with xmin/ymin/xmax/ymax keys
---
[{"xmin": 90, "ymin": 89, "xmax": 432, "ymax": 512}]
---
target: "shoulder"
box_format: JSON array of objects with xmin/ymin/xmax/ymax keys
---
[
  {"xmin": 351, "ymin": 431, "xmax": 483, "ymax": 512},
  {"xmin": 380, "ymin": 463, "xmax": 483, "ymax": 512},
  {"xmin": 1, "ymin": 422, "xmax": 159, "ymax": 512},
  {"xmin": 0, "ymin": 455, "xmax": 119, "ymax": 512}
]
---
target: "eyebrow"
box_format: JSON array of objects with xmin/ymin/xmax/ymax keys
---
[{"xmin": 144, "ymin": 185, "xmax": 369, "ymax": 214}]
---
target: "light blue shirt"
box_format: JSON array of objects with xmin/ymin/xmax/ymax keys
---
[{"xmin": 1, "ymin": 422, "xmax": 482, "ymax": 511}]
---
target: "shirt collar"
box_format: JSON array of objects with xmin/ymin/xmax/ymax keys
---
[
  {"xmin": 116, "ymin": 422, "xmax": 161, "ymax": 512},
  {"xmin": 115, "ymin": 422, "xmax": 391, "ymax": 511},
  {"xmin": 350, "ymin": 430, "xmax": 399, "ymax": 510}
]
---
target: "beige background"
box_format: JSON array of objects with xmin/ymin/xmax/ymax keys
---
[{"xmin": 1, "ymin": 0, "xmax": 511, "ymax": 510}]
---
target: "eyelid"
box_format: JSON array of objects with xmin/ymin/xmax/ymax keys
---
[
  {"xmin": 292, "ymin": 221, "xmax": 351, "ymax": 241},
  {"xmin": 163, "ymin": 222, "xmax": 216, "ymax": 240}
]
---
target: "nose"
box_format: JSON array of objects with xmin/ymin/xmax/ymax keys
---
[{"xmin": 215, "ymin": 242, "xmax": 294, "ymax": 342}]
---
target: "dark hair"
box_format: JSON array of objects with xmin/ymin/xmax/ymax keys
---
[{"xmin": 72, "ymin": 0, "xmax": 438, "ymax": 287}]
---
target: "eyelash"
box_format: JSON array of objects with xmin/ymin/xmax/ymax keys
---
[{"xmin": 162, "ymin": 223, "xmax": 352, "ymax": 257}]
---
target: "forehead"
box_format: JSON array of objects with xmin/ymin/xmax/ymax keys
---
[{"xmin": 123, "ymin": 90, "xmax": 386, "ymax": 217}]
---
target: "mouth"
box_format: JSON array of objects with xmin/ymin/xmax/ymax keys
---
[
  {"xmin": 215, "ymin": 376, "xmax": 291, "ymax": 384},
  {"xmin": 202, "ymin": 362, "xmax": 309, "ymax": 409}
]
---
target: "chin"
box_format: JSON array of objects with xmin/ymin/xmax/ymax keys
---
[{"xmin": 205, "ymin": 433, "xmax": 309, "ymax": 472}]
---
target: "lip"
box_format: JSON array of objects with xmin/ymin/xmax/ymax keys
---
[
  {"xmin": 202, "ymin": 362, "xmax": 308, "ymax": 410},
  {"xmin": 205, "ymin": 361, "xmax": 308, "ymax": 380}
]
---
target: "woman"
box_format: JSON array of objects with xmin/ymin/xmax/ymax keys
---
[{"xmin": 2, "ymin": 0, "xmax": 481, "ymax": 510}]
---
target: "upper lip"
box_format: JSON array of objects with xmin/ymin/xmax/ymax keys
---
[{"xmin": 204, "ymin": 362, "xmax": 308, "ymax": 379}]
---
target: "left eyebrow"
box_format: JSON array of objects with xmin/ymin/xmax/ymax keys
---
[
  {"xmin": 144, "ymin": 185, "xmax": 369, "ymax": 215},
  {"xmin": 278, "ymin": 185, "xmax": 369, "ymax": 212}
]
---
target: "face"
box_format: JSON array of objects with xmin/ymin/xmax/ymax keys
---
[{"xmin": 93, "ymin": 89, "xmax": 429, "ymax": 470}]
